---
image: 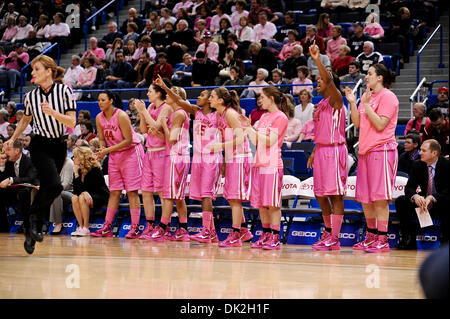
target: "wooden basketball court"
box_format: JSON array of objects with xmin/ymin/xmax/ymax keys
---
[{"xmin": 0, "ymin": 233, "xmax": 429, "ymax": 299}]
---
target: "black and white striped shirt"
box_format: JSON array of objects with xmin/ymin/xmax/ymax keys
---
[{"xmin": 24, "ymin": 83, "xmax": 77, "ymax": 139}]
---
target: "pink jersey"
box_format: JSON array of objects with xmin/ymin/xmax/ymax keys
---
[
  {"xmin": 145, "ymin": 102, "xmax": 167, "ymax": 148},
  {"xmin": 358, "ymin": 88, "xmax": 399, "ymax": 155},
  {"xmin": 166, "ymin": 108, "xmax": 190, "ymax": 156},
  {"xmin": 217, "ymin": 107, "xmax": 251, "ymax": 161},
  {"xmin": 313, "ymin": 96, "xmax": 346, "ymax": 145},
  {"xmin": 254, "ymin": 110, "xmax": 288, "ymax": 168},
  {"xmin": 99, "ymin": 108, "xmax": 141, "ymax": 157},
  {"xmin": 193, "ymin": 109, "xmax": 221, "ymax": 160}
]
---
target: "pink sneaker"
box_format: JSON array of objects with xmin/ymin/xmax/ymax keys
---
[
  {"xmin": 190, "ymin": 227, "xmax": 212, "ymax": 243},
  {"xmin": 365, "ymin": 235, "xmax": 390, "ymax": 253},
  {"xmin": 169, "ymin": 228, "xmax": 190, "ymax": 242},
  {"xmin": 313, "ymin": 235, "xmax": 340, "ymax": 251},
  {"xmin": 125, "ymin": 224, "xmax": 140, "ymax": 239},
  {"xmin": 353, "ymin": 232, "xmax": 377, "ymax": 250},
  {"xmin": 78, "ymin": 227, "xmax": 91, "ymax": 237},
  {"xmin": 210, "ymin": 229, "xmax": 218, "ymax": 243},
  {"xmin": 218, "ymin": 231, "xmax": 242, "ymax": 247},
  {"xmin": 148, "ymin": 225, "xmax": 169, "ymax": 242},
  {"xmin": 311, "ymin": 231, "xmax": 331, "ymax": 249},
  {"xmin": 262, "ymin": 233, "xmax": 281, "ymax": 250},
  {"xmin": 139, "ymin": 222, "xmax": 154, "ymax": 240},
  {"xmin": 240, "ymin": 227, "xmax": 254, "ymax": 242},
  {"xmin": 91, "ymin": 223, "xmax": 113, "ymax": 237},
  {"xmin": 250, "ymin": 232, "xmax": 271, "ymax": 249}
]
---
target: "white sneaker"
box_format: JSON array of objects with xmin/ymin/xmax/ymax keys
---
[
  {"xmin": 71, "ymin": 227, "xmax": 82, "ymax": 236},
  {"xmin": 78, "ymin": 227, "xmax": 91, "ymax": 237}
]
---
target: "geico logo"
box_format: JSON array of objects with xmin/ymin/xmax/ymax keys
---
[
  {"xmin": 416, "ymin": 235, "xmax": 438, "ymax": 242},
  {"xmin": 339, "ymin": 233, "xmax": 355, "ymax": 239},
  {"xmin": 170, "ymin": 226, "xmax": 177, "ymax": 232},
  {"xmin": 15, "ymin": 220, "xmax": 23, "ymax": 226},
  {"xmin": 188, "ymin": 227, "xmax": 201, "ymax": 233},
  {"xmin": 282, "ymin": 183, "xmax": 298, "ymax": 190},
  {"xmin": 122, "ymin": 225, "xmax": 131, "ymax": 230},
  {"xmin": 139, "ymin": 225, "xmax": 145, "ymax": 231},
  {"xmin": 291, "ymin": 231, "xmax": 317, "ymax": 237},
  {"xmin": 62, "ymin": 223, "xmax": 73, "ymax": 228},
  {"xmin": 255, "ymin": 230, "xmax": 262, "ymax": 236},
  {"xmin": 347, "ymin": 184, "xmax": 356, "ymax": 191},
  {"xmin": 220, "ymin": 228, "xmax": 232, "ymax": 234},
  {"xmin": 89, "ymin": 224, "xmax": 103, "ymax": 228},
  {"xmin": 387, "ymin": 234, "xmax": 396, "ymax": 240}
]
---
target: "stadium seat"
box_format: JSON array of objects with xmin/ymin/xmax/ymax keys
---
[
  {"xmin": 337, "ymin": 11, "xmax": 360, "ymax": 23},
  {"xmin": 293, "ymin": 0, "xmax": 311, "ymax": 12},
  {"xmin": 395, "ymin": 124, "xmax": 407, "ymax": 137},
  {"xmin": 282, "ymin": 150, "xmax": 312, "ymax": 179},
  {"xmin": 297, "ymin": 13, "xmax": 317, "ymax": 25},
  {"xmin": 282, "ymin": 157, "xmax": 295, "ymax": 175},
  {"xmin": 336, "ymin": 23, "xmax": 352, "ymax": 37},
  {"xmin": 382, "ymin": 55, "xmax": 400, "ymax": 74},
  {"xmin": 290, "ymin": 142, "xmax": 315, "ymax": 154}
]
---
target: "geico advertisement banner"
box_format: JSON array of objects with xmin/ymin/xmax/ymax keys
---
[
  {"xmin": 416, "ymin": 226, "xmax": 440, "ymax": 250},
  {"xmin": 338, "ymin": 223, "xmax": 361, "ymax": 246},
  {"xmin": 9, "ymin": 216, "xmax": 23, "ymax": 233},
  {"xmin": 217, "ymin": 218, "xmax": 233, "ymax": 242},
  {"xmin": 287, "ymin": 222, "xmax": 321, "ymax": 245},
  {"xmin": 48, "ymin": 216, "xmax": 77, "ymax": 235}
]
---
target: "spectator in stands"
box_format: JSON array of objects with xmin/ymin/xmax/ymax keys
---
[
  {"xmin": 101, "ymin": 22, "xmax": 123, "ymax": 50},
  {"xmin": 191, "ymin": 50, "xmax": 219, "ymax": 86},
  {"xmin": 240, "ymin": 67, "xmax": 269, "ymax": 98},
  {"xmin": 297, "ymin": 118, "xmax": 314, "ymax": 142},
  {"xmin": 193, "ymin": 5, "xmax": 211, "ymax": 31},
  {"xmin": 235, "ymin": 15, "xmax": 253, "ymax": 44},
  {"xmin": 0, "ymin": 46, "xmax": 5, "ymax": 69},
  {"xmin": 159, "ymin": 7, "xmax": 177, "ymax": 29},
  {"xmin": 172, "ymin": 0, "xmax": 194, "ymax": 15},
  {"xmin": 196, "ymin": 30, "xmax": 219, "ymax": 63},
  {"xmin": 5, "ymin": 123, "xmax": 15, "ymax": 139},
  {"xmin": 0, "ymin": 108, "xmax": 9, "ymax": 138},
  {"xmin": 194, "ymin": 18, "xmax": 207, "ymax": 45},
  {"xmin": 11, "ymin": 15, "xmax": 33, "ymax": 43},
  {"xmin": 69, "ymin": 110, "xmax": 91, "ymax": 137},
  {"xmin": 33, "ymin": 14, "xmax": 50, "ymax": 40},
  {"xmin": 48, "ymin": 155, "xmax": 73, "ymax": 235},
  {"xmin": 292, "ymin": 65, "xmax": 313, "ymax": 96},
  {"xmin": 133, "ymin": 36, "xmax": 156, "ymax": 64},
  {"xmin": 272, "ymin": 11, "xmax": 300, "ymax": 45},
  {"xmin": 139, "ymin": 20, "xmax": 155, "ymax": 42},
  {"xmin": 153, "ymin": 21, "xmax": 176, "ymax": 53},
  {"xmin": 168, "ymin": 19, "xmax": 195, "ymax": 65},
  {"xmin": 148, "ymin": 11, "xmax": 161, "ymax": 31},
  {"xmin": 340, "ymin": 61, "xmax": 365, "ymax": 91},
  {"xmin": 268, "ymin": 68, "xmax": 290, "ymax": 94},
  {"xmin": 332, "ymin": 44, "xmax": 354, "ymax": 77},
  {"xmin": 395, "ymin": 139, "xmax": 449, "ymax": 249},
  {"xmin": 210, "ymin": 3, "xmax": 231, "ymax": 33},
  {"xmin": 301, "ymin": 25, "xmax": 325, "ymax": 57},
  {"xmin": 0, "ymin": 42, "xmax": 29, "ymax": 98},
  {"xmin": 231, "ymin": 0, "xmax": 248, "ymax": 31},
  {"xmin": 151, "ymin": 52, "xmax": 173, "ymax": 81},
  {"xmin": 355, "ymin": 41, "xmax": 383, "ymax": 74},
  {"xmin": 22, "ymin": 30, "xmax": 44, "ymax": 61},
  {"xmin": 326, "ymin": 26, "xmax": 347, "ymax": 63},
  {"xmin": 363, "ymin": 13, "xmax": 384, "ymax": 41},
  {"xmin": 427, "ymin": 87, "xmax": 449, "ymax": 118},
  {"xmin": 423, "ymin": 109, "xmax": 449, "ymax": 157},
  {"xmin": 171, "ymin": 52, "xmax": 192, "ymax": 87},
  {"xmin": 4, "ymin": 101, "xmax": 15, "ymax": 123},
  {"xmin": 124, "ymin": 39, "xmax": 137, "ymax": 65},
  {"xmin": 92, "ymin": 59, "xmax": 111, "ymax": 89},
  {"xmin": 81, "ymin": 37, "xmax": 105, "ymax": 66},
  {"xmin": 123, "ymin": 22, "xmax": 140, "ymax": 46},
  {"xmin": 281, "ymin": 44, "xmax": 307, "ymax": 80},
  {"xmin": 70, "ymin": 146, "xmax": 109, "ymax": 237},
  {"xmin": 120, "ymin": 8, "xmax": 143, "ymax": 35},
  {"xmin": 223, "ymin": 65, "xmax": 246, "ymax": 95},
  {"xmin": 78, "ymin": 121, "xmax": 96, "ymax": 143},
  {"xmin": 66, "ymin": 133, "xmax": 77, "ymax": 159},
  {"xmin": 73, "ymin": 57, "xmax": 97, "ymax": 100},
  {"xmin": 307, "ymin": 45, "xmax": 331, "ymax": 81},
  {"xmin": 348, "ymin": 21, "xmax": 371, "ymax": 58},
  {"xmin": 0, "ymin": 16, "xmax": 17, "ymax": 44},
  {"xmin": 247, "ymin": 0, "xmax": 278, "ymax": 27},
  {"xmin": 251, "ymin": 11, "xmax": 277, "ymax": 43},
  {"xmin": 45, "ymin": 12, "xmax": 70, "ymax": 52},
  {"xmin": 405, "ymin": 102, "xmax": 427, "ymax": 136},
  {"xmin": 63, "ymin": 55, "xmax": 83, "ymax": 88},
  {"xmin": 284, "ymin": 98, "xmax": 302, "ymax": 149},
  {"xmin": 0, "ymin": 3, "xmax": 18, "ymax": 34},
  {"xmin": 103, "ymin": 50, "xmax": 133, "ymax": 89},
  {"xmin": 217, "ymin": 47, "xmax": 244, "ymax": 83},
  {"xmin": 398, "ymin": 132, "xmax": 421, "ymax": 175},
  {"xmin": 316, "ymin": 13, "xmax": 333, "ymax": 41},
  {"xmin": 319, "ymin": 0, "xmax": 348, "ymax": 15},
  {"xmin": 133, "ymin": 51, "xmax": 154, "ymax": 88},
  {"xmin": 105, "ymin": 38, "xmax": 124, "ymax": 64},
  {"xmin": 294, "ymin": 88, "xmax": 314, "ymax": 124},
  {"xmin": 248, "ymin": 94, "xmax": 266, "ymax": 126},
  {"xmin": 248, "ymin": 41, "xmax": 277, "ymax": 81},
  {"xmin": 278, "ymin": 30, "xmax": 301, "ymax": 61},
  {"xmin": 14, "ymin": 110, "xmax": 31, "ymax": 135},
  {"xmin": 397, "ymin": 6, "xmax": 426, "ymax": 51},
  {"xmin": 347, "ymin": 0, "xmax": 369, "ymax": 15},
  {"xmin": 214, "ymin": 17, "xmax": 234, "ymax": 48}
]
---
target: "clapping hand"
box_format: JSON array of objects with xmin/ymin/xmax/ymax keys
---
[{"xmin": 344, "ymin": 87, "xmax": 357, "ymax": 105}]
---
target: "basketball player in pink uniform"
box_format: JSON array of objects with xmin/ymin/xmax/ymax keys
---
[
  {"xmin": 133, "ymin": 83, "xmax": 173, "ymax": 239},
  {"xmin": 210, "ymin": 87, "xmax": 254, "ymax": 247},
  {"xmin": 147, "ymin": 86, "xmax": 191, "ymax": 241},
  {"xmin": 155, "ymin": 77, "xmax": 222, "ymax": 243},
  {"xmin": 241, "ymin": 86, "xmax": 289, "ymax": 250},
  {"xmin": 345, "ymin": 63, "xmax": 398, "ymax": 253},
  {"xmin": 306, "ymin": 42, "xmax": 348, "ymax": 251},
  {"xmin": 91, "ymin": 90, "xmax": 144, "ymax": 238}
]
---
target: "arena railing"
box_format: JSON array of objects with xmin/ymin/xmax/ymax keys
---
[
  {"xmin": 18, "ymin": 42, "xmax": 61, "ymax": 103},
  {"xmin": 417, "ymin": 24, "xmax": 445, "ymax": 86},
  {"xmin": 345, "ymin": 78, "xmax": 363, "ymax": 139},
  {"xmin": 84, "ymin": 0, "xmax": 120, "ymax": 52},
  {"xmin": 410, "ymin": 77, "xmax": 428, "ymax": 118}
]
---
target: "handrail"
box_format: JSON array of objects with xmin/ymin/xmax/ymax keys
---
[
  {"xmin": 417, "ymin": 24, "xmax": 444, "ymax": 85},
  {"xmin": 345, "ymin": 78, "xmax": 363, "ymax": 138},
  {"xmin": 18, "ymin": 42, "xmax": 60, "ymax": 103},
  {"xmin": 428, "ymin": 80, "xmax": 449, "ymax": 95},
  {"xmin": 409, "ymin": 77, "xmax": 427, "ymax": 119},
  {"xmin": 84, "ymin": 0, "xmax": 120, "ymax": 51}
]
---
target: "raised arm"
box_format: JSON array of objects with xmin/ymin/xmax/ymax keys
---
[{"xmin": 155, "ymin": 75, "xmax": 199, "ymax": 115}]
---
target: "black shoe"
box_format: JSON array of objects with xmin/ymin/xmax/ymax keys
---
[
  {"xmin": 24, "ymin": 228, "xmax": 36, "ymax": 255},
  {"xmin": 395, "ymin": 236, "xmax": 417, "ymax": 250},
  {"xmin": 30, "ymin": 220, "xmax": 44, "ymax": 242}
]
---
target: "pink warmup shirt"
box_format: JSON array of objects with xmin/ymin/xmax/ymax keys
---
[
  {"xmin": 313, "ymin": 96, "xmax": 346, "ymax": 145},
  {"xmin": 193, "ymin": 109, "xmax": 221, "ymax": 158},
  {"xmin": 145, "ymin": 102, "xmax": 167, "ymax": 148},
  {"xmin": 217, "ymin": 107, "xmax": 251, "ymax": 160},
  {"xmin": 254, "ymin": 109, "xmax": 288, "ymax": 168},
  {"xmin": 358, "ymin": 88, "xmax": 399, "ymax": 155},
  {"xmin": 166, "ymin": 108, "xmax": 190, "ymax": 156}
]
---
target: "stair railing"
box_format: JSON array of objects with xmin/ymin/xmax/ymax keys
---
[
  {"xmin": 417, "ymin": 24, "xmax": 445, "ymax": 85},
  {"xmin": 409, "ymin": 77, "xmax": 427, "ymax": 118}
]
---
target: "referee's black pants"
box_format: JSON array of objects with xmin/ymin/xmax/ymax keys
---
[{"xmin": 28, "ymin": 135, "xmax": 67, "ymax": 228}]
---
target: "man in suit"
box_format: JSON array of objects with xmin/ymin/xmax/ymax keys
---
[
  {"xmin": 395, "ymin": 139, "xmax": 449, "ymax": 249},
  {"xmin": 0, "ymin": 139, "xmax": 39, "ymax": 254}
]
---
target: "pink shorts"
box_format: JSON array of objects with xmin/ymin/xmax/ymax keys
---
[
  {"xmin": 223, "ymin": 156, "xmax": 252, "ymax": 201},
  {"xmin": 189, "ymin": 156, "xmax": 222, "ymax": 201},
  {"xmin": 141, "ymin": 148, "xmax": 166, "ymax": 193},
  {"xmin": 355, "ymin": 143, "xmax": 398, "ymax": 203},
  {"xmin": 108, "ymin": 144, "xmax": 144, "ymax": 192},
  {"xmin": 313, "ymin": 144, "xmax": 348, "ymax": 197},
  {"xmin": 162, "ymin": 155, "xmax": 190, "ymax": 200},
  {"xmin": 250, "ymin": 166, "xmax": 283, "ymax": 208}
]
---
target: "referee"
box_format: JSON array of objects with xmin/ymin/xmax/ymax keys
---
[{"xmin": 3, "ymin": 55, "xmax": 76, "ymax": 254}]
